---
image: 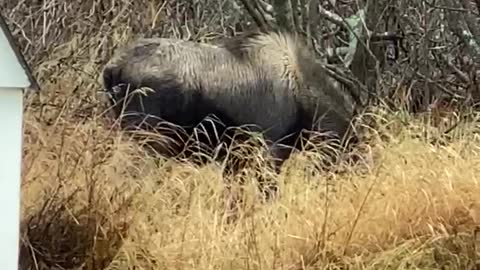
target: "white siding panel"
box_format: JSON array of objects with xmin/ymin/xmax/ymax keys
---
[{"xmin": 0, "ymin": 87, "xmax": 24, "ymax": 270}]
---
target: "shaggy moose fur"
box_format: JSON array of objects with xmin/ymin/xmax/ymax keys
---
[{"xmin": 102, "ymin": 31, "xmax": 358, "ymax": 177}]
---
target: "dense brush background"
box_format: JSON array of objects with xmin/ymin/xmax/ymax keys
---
[{"xmin": 2, "ymin": 0, "xmax": 480, "ymax": 269}]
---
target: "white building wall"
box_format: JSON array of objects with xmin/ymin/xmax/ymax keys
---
[{"xmin": 0, "ymin": 87, "xmax": 24, "ymax": 270}]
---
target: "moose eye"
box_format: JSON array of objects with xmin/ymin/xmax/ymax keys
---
[
  {"xmin": 111, "ymin": 84, "xmax": 129, "ymax": 96},
  {"xmin": 112, "ymin": 85, "xmax": 122, "ymax": 94}
]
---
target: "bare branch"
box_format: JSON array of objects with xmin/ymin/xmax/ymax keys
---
[
  {"xmin": 318, "ymin": 4, "xmax": 345, "ymax": 27},
  {"xmin": 238, "ymin": 0, "xmax": 272, "ymax": 32}
]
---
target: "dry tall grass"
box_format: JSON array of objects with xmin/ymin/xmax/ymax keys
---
[
  {"xmin": 18, "ymin": 77, "xmax": 480, "ymax": 270},
  {"xmin": 5, "ymin": 1, "xmax": 480, "ymax": 269}
]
